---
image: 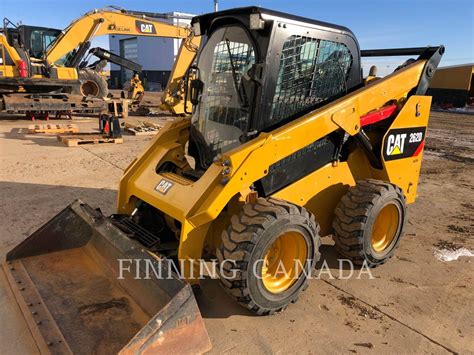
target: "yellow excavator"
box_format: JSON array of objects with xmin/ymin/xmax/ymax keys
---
[
  {"xmin": 0, "ymin": 7, "xmax": 200, "ymax": 115},
  {"xmin": 2, "ymin": 7, "xmax": 444, "ymax": 353}
]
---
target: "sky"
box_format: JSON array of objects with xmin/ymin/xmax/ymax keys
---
[{"xmin": 1, "ymin": 0, "xmax": 473, "ymax": 74}]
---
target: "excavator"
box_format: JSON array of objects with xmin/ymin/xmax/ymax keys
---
[
  {"xmin": 2, "ymin": 7, "xmax": 444, "ymax": 353},
  {"xmin": 0, "ymin": 7, "xmax": 201, "ymax": 115}
]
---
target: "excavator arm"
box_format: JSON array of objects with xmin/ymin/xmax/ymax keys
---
[
  {"xmin": 45, "ymin": 8, "xmax": 201, "ymax": 114},
  {"xmin": 46, "ymin": 9, "xmax": 194, "ymax": 64}
]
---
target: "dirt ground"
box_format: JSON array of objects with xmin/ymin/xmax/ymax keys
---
[{"xmin": 0, "ymin": 110, "xmax": 472, "ymax": 354}]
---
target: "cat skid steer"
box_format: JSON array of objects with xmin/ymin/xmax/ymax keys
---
[{"xmin": 2, "ymin": 7, "xmax": 443, "ymax": 353}]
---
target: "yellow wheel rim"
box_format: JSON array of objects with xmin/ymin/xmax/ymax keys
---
[
  {"xmin": 371, "ymin": 203, "xmax": 399, "ymax": 253},
  {"xmin": 262, "ymin": 231, "xmax": 308, "ymax": 294}
]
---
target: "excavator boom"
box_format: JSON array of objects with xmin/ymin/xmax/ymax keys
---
[{"xmin": 46, "ymin": 9, "xmax": 194, "ymax": 64}]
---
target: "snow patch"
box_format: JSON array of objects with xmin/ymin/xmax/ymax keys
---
[{"xmin": 434, "ymin": 248, "xmax": 474, "ymax": 262}]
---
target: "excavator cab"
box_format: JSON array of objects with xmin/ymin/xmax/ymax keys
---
[{"xmin": 2, "ymin": 20, "xmax": 61, "ymax": 59}]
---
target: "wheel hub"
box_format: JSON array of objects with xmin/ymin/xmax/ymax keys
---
[
  {"xmin": 81, "ymin": 80, "xmax": 100, "ymax": 97},
  {"xmin": 371, "ymin": 203, "xmax": 400, "ymax": 252},
  {"xmin": 262, "ymin": 231, "xmax": 307, "ymax": 293}
]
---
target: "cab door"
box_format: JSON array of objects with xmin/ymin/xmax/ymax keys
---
[{"xmin": 0, "ymin": 37, "xmax": 19, "ymax": 78}]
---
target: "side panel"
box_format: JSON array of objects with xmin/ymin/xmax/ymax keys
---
[
  {"xmin": 377, "ymin": 95, "xmax": 432, "ymax": 204},
  {"xmin": 55, "ymin": 67, "xmax": 79, "ymax": 80},
  {"xmin": 273, "ymin": 96, "xmax": 432, "ymax": 234},
  {"xmin": 272, "ymin": 149, "xmax": 373, "ymax": 235}
]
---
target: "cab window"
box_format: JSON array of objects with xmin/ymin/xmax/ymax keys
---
[
  {"xmin": 30, "ymin": 30, "xmax": 58, "ymax": 58},
  {"xmin": 271, "ymin": 36, "xmax": 353, "ymax": 123}
]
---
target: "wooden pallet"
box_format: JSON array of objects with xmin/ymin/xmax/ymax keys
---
[
  {"xmin": 28, "ymin": 124, "xmax": 79, "ymax": 134},
  {"xmin": 57, "ymin": 133, "xmax": 123, "ymax": 147}
]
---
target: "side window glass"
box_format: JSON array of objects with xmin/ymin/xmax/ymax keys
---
[
  {"xmin": 30, "ymin": 30, "xmax": 44, "ymax": 58},
  {"xmin": 43, "ymin": 34, "xmax": 56, "ymax": 49},
  {"xmin": 271, "ymin": 36, "xmax": 353, "ymax": 123}
]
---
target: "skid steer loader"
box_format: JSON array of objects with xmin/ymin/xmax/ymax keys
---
[{"xmin": 2, "ymin": 7, "xmax": 444, "ymax": 353}]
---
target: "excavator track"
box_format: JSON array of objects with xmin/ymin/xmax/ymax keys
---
[{"xmin": 0, "ymin": 93, "xmax": 106, "ymax": 113}]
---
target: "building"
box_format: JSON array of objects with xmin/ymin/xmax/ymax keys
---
[
  {"xmin": 427, "ymin": 63, "xmax": 474, "ymax": 108},
  {"xmin": 108, "ymin": 12, "xmax": 194, "ymax": 91}
]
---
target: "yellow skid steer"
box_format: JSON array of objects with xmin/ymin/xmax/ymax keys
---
[{"xmin": 2, "ymin": 7, "xmax": 444, "ymax": 353}]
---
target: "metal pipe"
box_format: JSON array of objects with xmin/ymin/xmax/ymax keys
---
[{"xmin": 361, "ymin": 47, "xmax": 436, "ymax": 57}]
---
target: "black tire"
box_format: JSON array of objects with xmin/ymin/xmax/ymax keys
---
[
  {"xmin": 332, "ymin": 179, "xmax": 407, "ymax": 267},
  {"xmin": 78, "ymin": 68, "xmax": 108, "ymax": 98},
  {"xmin": 216, "ymin": 197, "xmax": 320, "ymax": 315}
]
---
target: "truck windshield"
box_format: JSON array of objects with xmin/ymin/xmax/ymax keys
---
[{"xmin": 192, "ymin": 26, "xmax": 255, "ymax": 155}]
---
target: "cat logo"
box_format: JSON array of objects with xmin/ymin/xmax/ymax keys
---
[
  {"xmin": 135, "ymin": 20, "xmax": 156, "ymax": 34},
  {"xmin": 386, "ymin": 133, "xmax": 407, "ymax": 156},
  {"xmin": 155, "ymin": 179, "xmax": 173, "ymax": 194},
  {"xmin": 383, "ymin": 127, "xmax": 426, "ymax": 161}
]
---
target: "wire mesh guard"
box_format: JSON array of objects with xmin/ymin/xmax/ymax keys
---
[
  {"xmin": 204, "ymin": 39, "xmax": 255, "ymax": 154},
  {"xmin": 271, "ymin": 36, "xmax": 353, "ymax": 123}
]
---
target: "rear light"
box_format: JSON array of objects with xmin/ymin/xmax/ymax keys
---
[{"xmin": 17, "ymin": 60, "xmax": 28, "ymax": 78}]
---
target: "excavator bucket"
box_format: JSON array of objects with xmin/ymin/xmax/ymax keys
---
[{"xmin": 2, "ymin": 200, "xmax": 211, "ymax": 354}]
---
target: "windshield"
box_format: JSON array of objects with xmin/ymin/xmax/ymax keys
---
[
  {"xmin": 192, "ymin": 26, "xmax": 256, "ymax": 155},
  {"xmin": 30, "ymin": 29, "xmax": 60, "ymax": 58}
]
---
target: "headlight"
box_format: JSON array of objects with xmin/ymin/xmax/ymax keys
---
[
  {"xmin": 192, "ymin": 21, "xmax": 201, "ymax": 36},
  {"xmin": 250, "ymin": 13, "xmax": 265, "ymax": 30}
]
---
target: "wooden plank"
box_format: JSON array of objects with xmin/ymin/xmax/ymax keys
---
[{"xmin": 28, "ymin": 124, "xmax": 79, "ymax": 134}]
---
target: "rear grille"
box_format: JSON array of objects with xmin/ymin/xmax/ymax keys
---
[{"xmin": 111, "ymin": 215, "xmax": 160, "ymax": 248}]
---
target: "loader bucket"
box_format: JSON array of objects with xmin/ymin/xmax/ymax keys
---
[{"xmin": 2, "ymin": 200, "xmax": 211, "ymax": 354}]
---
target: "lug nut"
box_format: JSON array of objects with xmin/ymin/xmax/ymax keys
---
[{"xmin": 222, "ymin": 167, "xmax": 231, "ymax": 175}]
